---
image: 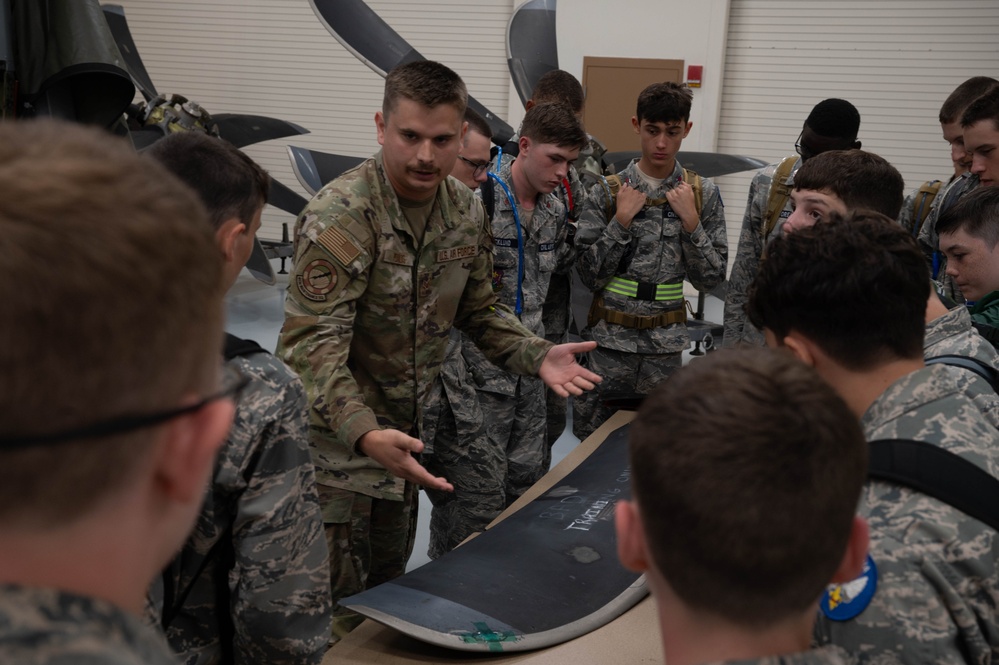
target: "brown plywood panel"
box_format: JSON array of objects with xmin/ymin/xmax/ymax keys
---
[{"xmin": 583, "ymin": 57, "xmax": 684, "ymax": 153}]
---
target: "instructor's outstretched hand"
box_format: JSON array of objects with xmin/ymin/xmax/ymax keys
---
[
  {"xmin": 539, "ymin": 341, "xmax": 602, "ymax": 397},
  {"xmin": 358, "ymin": 429, "xmax": 454, "ymax": 491}
]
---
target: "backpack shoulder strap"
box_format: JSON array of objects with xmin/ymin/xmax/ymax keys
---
[
  {"xmin": 599, "ymin": 174, "xmax": 622, "ymax": 219},
  {"xmin": 910, "ymin": 180, "xmax": 942, "ymax": 235},
  {"xmin": 868, "ymin": 438, "xmax": 999, "ymax": 532},
  {"xmin": 682, "ymin": 168, "xmax": 703, "ymax": 217},
  {"xmin": 925, "ymin": 354, "xmax": 999, "ymax": 393},
  {"xmin": 763, "ymin": 155, "xmax": 800, "ymax": 241},
  {"xmin": 480, "ymin": 176, "xmax": 496, "ymax": 220}
]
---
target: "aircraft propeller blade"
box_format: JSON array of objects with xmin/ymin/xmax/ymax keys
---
[
  {"xmin": 506, "ymin": 0, "xmax": 558, "ymax": 107},
  {"xmin": 288, "ymin": 146, "xmax": 364, "ymax": 196},
  {"xmin": 213, "ymin": 113, "xmax": 309, "ymax": 149},
  {"xmin": 309, "ymin": 0, "xmax": 515, "ymax": 145},
  {"xmin": 101, "ymin": 4, "xmax": 159, "ymax": 102}
]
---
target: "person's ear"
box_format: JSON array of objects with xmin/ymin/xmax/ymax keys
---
[
  {"xmin": 830, "ymin": 515, "xmax": 869, "ymax": 583},
  {"xmin": 215, "ymin": 218, "xmax": 246, "ymax": 262},
  {"xmin": 154, "ymin": 398, "xmax": 233, "ymax": 504},
  {"xmin": 519, "ymin": 134, "xmax": 532, "ymax": 156},
  {"xmin": 682, "ymin": 121, "xmax": 693, "ymax": 139},
  {"xmin": 631, "ymin": 116, "xmax": 640, "ymax": 134},
  {"xmin": 525, "ymin": 99, "xmax": 536, "ymax": 112},
  {"xmin": 615, "ymin": 500, "xmax": 651, "ymax": 573},
  {"xmin": 782, "ymin": 332, "xmax": 817, "ymax": 368},
  {"xmin": 375, "ymin": 110, "xmax": 387, "ymax": 146}
]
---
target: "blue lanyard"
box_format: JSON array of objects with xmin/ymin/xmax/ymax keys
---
[{"xmin": 487, "ymin": 170, "xmax": 524, "ymax": 315}]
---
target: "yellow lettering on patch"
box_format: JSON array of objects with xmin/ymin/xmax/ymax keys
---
[
  {"xmin": 317, "ymin": 226, "xmax": 361, "ymax": 266},
  {"xmin": 436, "ymin": 245, "xmax": 478, "ymax": 263}
]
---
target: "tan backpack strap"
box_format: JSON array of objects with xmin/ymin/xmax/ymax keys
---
[
  {"xmin": 911, "ymin": 180, "xmax": 943, "ymax": 235},
  {"xmin": 763, "ymin": 155, "xmax": 800, "ymax": 241},
  {"xmin": 682, "ymin": 168, "xmax": 703, "ymax": 218},
  {"xmin": 599, "ymin": 174, "xmax": 621, "ymax": 218}
]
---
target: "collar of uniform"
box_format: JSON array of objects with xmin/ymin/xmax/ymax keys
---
[
  {"xmin": 924, "ymin": 304, "xmax": 975, "ymax": 350},
  {"xmin": 621, "ymin": 157, "xmax": 685, "ymax": 195},
  {"xmin": 860, "ymin": 364, "xmax": 959, "ymax": 437}
]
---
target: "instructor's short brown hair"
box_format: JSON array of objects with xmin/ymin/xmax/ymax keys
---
[{"xmin": 383, "ymin": 60, "xmax": 468, "ymax": 118}]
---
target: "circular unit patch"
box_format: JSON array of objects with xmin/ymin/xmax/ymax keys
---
[
  {"xmin": 297, "ymin": 259, "xmax": 337, "ymax": 302},
  {"xmin": 820, "ymin": 554, "xmax": 878, "ymax": 621}
]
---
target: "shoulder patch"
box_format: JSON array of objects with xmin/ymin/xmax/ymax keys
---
[
  {"xmin": 317, "ymin": 226, "xmax": 361, "ymax": 266},
  {"xmin": 296, "ymin": 258, "xmax": 338, "ymax": 302}
]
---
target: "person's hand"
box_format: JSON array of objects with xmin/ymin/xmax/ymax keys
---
[
  {"xmin": 615, "ymin": 184, "xmax": 647, "ymax": 228},
  {"xmin": 665, "ymin": 181, "xmax": 699, "ymax": 233},
  {"xmin": 539, "ymin": 341, "xmax": 602, "ymax": 397},
  {"xmin": 358, "ymin": 429, "xmax": 454, "ymax": 491}
]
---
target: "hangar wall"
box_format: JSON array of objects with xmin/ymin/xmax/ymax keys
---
[
  {"xmin": 114, "ymin": 0, "xmax": 518, "ymax": 240},
  {"xmin": 116, "ymin": 0, "xmax": 999, "ymax": 280}
]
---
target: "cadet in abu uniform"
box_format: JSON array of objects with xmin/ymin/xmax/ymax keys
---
[
  {"xmin": 749, "ymin": 214, "xmax": 999, "ymax": 665},
  {"xmin": 144, "ymin": 132, "xmax": 333, "ymax": 664},
  {"xmin": 573, "ymin": 81, "xmax": 727, "ymax": 441},
  {"xmin": 0, "ymin": 121, "xmax": 233, "ymax": 664},
  {"xmin": 723, "ymin": 98, "xmax": 861, "ymax": 347},
  {"xmin": 620, "ymin": 348, "xmax": 868, "ymax": 665},
  {"xmin": 423, "ymin": 103, "xmax": 585, "ymax": 559}
]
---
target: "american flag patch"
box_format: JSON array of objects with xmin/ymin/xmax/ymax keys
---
[{"xmin": 317, "ymin": 226, "xmax": 361, "ymax": 266}]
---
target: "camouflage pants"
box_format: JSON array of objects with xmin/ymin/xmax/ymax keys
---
[
  {"xmin": 423, "ymin": 376, "xmax": 547, "ymax": 559},
  {"xmin": 571, "ymin": 346, "xmax": 681, "ymax": 441},
  {"xmin": 317, "ymin": 483, "xmax": 417, "ymax": 643}
]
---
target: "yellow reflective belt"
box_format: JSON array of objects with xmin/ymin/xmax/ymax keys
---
[{"xmin": 605, "ymin": 276, "xmax": 683, "ymax": 301}]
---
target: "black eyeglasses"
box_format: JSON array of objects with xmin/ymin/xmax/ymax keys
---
[
  {"xmin": 458, "ymin": 155, "xmax": 490, "ymax": 178},
  {"xmin": 0, "ymin": 365, "xmax": 250, "ymax": 449},
  {"xmin": 794, "ymin": 132, "xmax": 815, "ymax": 162}
]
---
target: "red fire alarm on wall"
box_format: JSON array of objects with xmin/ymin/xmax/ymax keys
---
[{"xmin": 686, "ymin": 64, "xmax": 703, "ymax": 88}]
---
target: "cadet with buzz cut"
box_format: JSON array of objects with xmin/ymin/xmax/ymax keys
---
[
  {"xmin": 0, "ymin": 120, "xmax": 234, "ymax": 663},
  {"xmin": 277, "ymin": 60, "xmax": 599, "ymax": 640},
  {"xmin": 573, "ymin": 81, "xmax": 727, "ymax": 441},
  {"xmin": 748, "ymin": 213, "xmax": 999, "ymax": 665},
  {"xmin": 144, "ymin": 132, "xmax": 333, "ymax": 664},
  {"xmin": 423, "ymin": 102, "xmax": 586, "ymax": 559},
  {"xmin": 723, "ymin": 98, "xmax": 861, "ymax": 347},
  {"xmin": 618, "ymin": 348, "xmax": 869, "ymax": 665}
]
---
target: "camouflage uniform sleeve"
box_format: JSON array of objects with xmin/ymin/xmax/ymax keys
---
[
  {"xmin": 680, "ymin": 177, "xmax": 727, "ymax": 292},
  {"xmin": 229, "ymin": 358, "xmax": 333, "ymax": 664},
  {"xmin": 453, "ymin": 198, "xmax": 553, "ymax": 375},
  {"xmin": 897, "ymin": 187, "xmax": 918, "ymax": 237},
  {"xmin": 575, "ymin": 181, "xmax": 630, "ymax": 292},
  {"xmin": 723, "ymin": 168, "xmax": 769, "ymax": 347},
  {"xmin": 279, "ymin": 205, "xmax": 378, "ymax": 453}
]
